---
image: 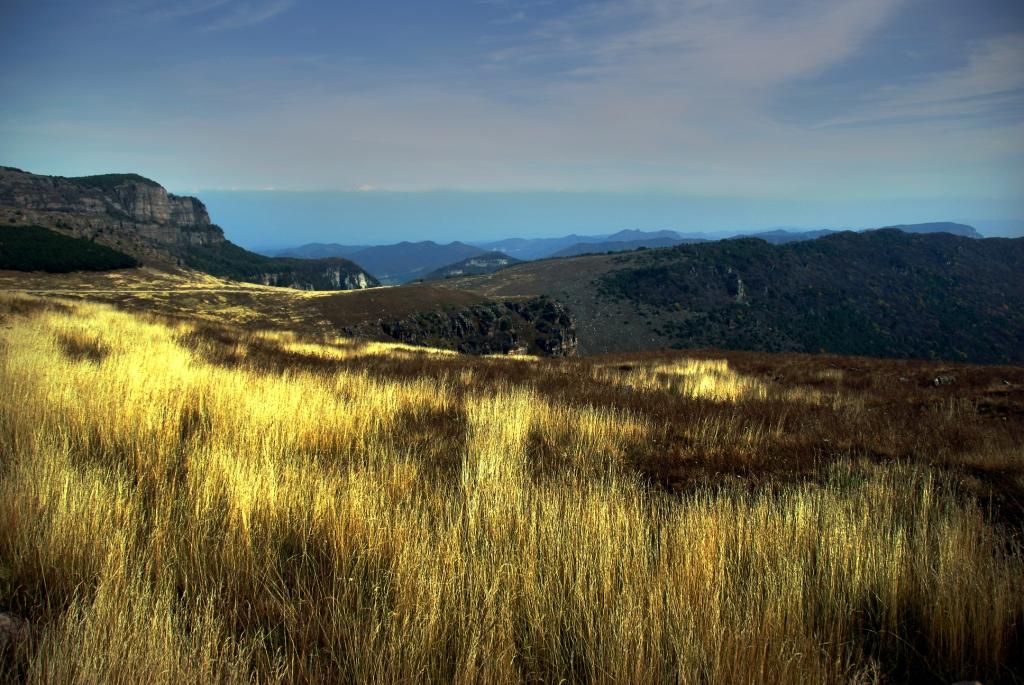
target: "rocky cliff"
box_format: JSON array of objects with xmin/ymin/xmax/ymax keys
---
[
  {"xmin": 0, "ymin": 167, "xmax": 224, "ymax": 258},
  {"xmin": 0, "ymin": 166, "xmax": 375, "ymax": 290},
  {"xmin": 343, "ymin": 296, "xmax": 577, "ymax": 356}
]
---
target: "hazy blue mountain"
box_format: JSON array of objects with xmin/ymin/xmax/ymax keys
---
[
  {"xmin": 968, "ymin": 219, "xmax": 1024, "ymax": 238},
  {"xmin": 266, "ymin": 222, "xmax": 984, "ymax": 274},
  {"xmin": 345, "ymin": 241, "xmax": 486, "ymax": 284},
  {"xmin": 883, "ymin": 222, "xmax": 981, "ymax": 238},
  {"xmin": 269, "ymin": 243, "xmax": 370, "ymax": 258},
  {"xmin": 732, "ymin": 223, "xmax": 981, "ymax": 244},
  {"xmin": 550, "ymin": 237, "xmax": 694, "ymax": 258},
  {"xmin": 603, "ymin": 229, "xmax": 681, "ymax": 241},
  {"xmin": 736, "ymin": 229, "xmax": 841, "ymax": 244},
  {"xmin": 472, "ymin": 234, "xmax": 601, "ymax": 260},
  {"xmin": 475, "ymin": 229, "xmax": 690, "ymax": 259}
]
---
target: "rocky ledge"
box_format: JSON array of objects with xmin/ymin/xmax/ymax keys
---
[
  {"xmin": 343, "ymin": 295, "xmax": 578, "ymax": 356},
  {"xmin": 0, "ymin": 166, "xmax": 376, "ymax": 290},
  {"xmin": 0, "ymin": 167, "xmax": 224, "ymax": 257}
]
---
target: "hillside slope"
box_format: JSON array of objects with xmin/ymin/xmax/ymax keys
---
[
  {"xmin": 0, "ymin": 225, "xmax": 139, "ymax": 272},
  {"xmin": 0, "ymin": 166, "xmax": 375, "ymax": 289},
  {"xmin": 421, "ymin": 251, "xmax": 520, "ymax": 280},
  {"xmin": 449, "ymin": 230, "xmax": 1024, "ymax": 363},
  {"xmin": 550, "ymin": 237, "xmax": 687, "ymax": 257},
  {"xmin": 345, "ymin": 241, "xmax": 487, "ymax": 284}
]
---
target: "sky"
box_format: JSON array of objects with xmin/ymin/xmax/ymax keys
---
[{"xmin": 1, "ymin": 0, "xmax": 1023, "ymax": 245}]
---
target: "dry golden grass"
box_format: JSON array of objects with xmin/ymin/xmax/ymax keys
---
[
  {"xmin": 0, "ymin": 293, "xmax": 1022, "ymax": 683},
  {"xmin": 594, "ymin": 358, "xmax": 769, "ymax": 402}
]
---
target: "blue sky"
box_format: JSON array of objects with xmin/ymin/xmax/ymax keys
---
[{"xmin": 1, "ymin": 0, "xmax": 1023, "ymax": 244}]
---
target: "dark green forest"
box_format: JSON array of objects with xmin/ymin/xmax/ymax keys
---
[
  {"xmin": 598, "ymin": 230, "xmax": 1024, "ymax": 364},
  {"xmin": 0, "ymin": 225, "xmax": 139, "ymax": 273}
]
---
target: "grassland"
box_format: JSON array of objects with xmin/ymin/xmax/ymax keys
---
[
  {"xmin": 0, "ymin": 268, "xmax": 493, "ymax": 336},
  {"xmin": 1, "ymin": 292, "xmax": 1022, "ymax": 683}
]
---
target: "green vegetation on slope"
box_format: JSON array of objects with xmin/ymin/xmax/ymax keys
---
[
  {"xmin": 182, "ymin": 240, "xmax": 379, "ymax": 289},
  {"xmin": 597, "ymin": 230, "xmax": 1024, "ymax": 363},
  {"xmin": 421, "ymin": 251, "xmax": 521, "ymax": 281},
  {"xmin": 0, "ymin": 225, "xmax": 139, "ymax": 272},
  {"xmin": 68, "ymin": 173, "xmax": 161, "ymax": 193}
]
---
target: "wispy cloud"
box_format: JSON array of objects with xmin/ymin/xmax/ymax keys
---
[
  {"xmin": 488, "ymin": 0, "xmax": 903, "ymax": 88},
  {"xmin": 202, "ymin": 0, "xmax": 296, "ymax": 31},
  {"xmin": 129, "ymin": 0, "xmax": 233, "ymax": 24},
  {"xmin": 127, "ymin": 0, "xmax": 295, "ymax": 31},
  {"xmin": 813, "ymin": 34, "xmax": 1024, "ymax": 128},
  {"xmin": 3, "ymin": 0, "xmax": 1021, "ymax": 207}
]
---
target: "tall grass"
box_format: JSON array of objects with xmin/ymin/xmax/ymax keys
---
[{"xmin": 0, "ymin": 295, "xmax": 1021, "ymax": 683}]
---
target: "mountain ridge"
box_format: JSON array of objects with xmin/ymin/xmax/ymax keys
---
[
  {"xmin": 343, "ymin": 240, "xmax": 488, "ymax": 284},
  {"xmin": 421, "ymin": 251, "xmax": 521, "ymax": 281},
  {"xmin": 445, "ymin": 229, "xmax": 1024, "ymax": 363},
  {"xmin": 0, "ymin": 166, "xmax": 376, "ymax": 290},
  {"xmin": 270, "ymin": 222, "xmax": 986, "ymax": 267}
]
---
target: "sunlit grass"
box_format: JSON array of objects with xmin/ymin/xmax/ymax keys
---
[
  {"xmin": 0, "ymin": 294, "xmax": 1021, "ymax": 683},
  {"xmin": 595, "ymin": 358, "xmax": 769, "ymax": 402}
]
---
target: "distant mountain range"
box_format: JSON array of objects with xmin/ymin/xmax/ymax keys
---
[
  {"xmin": 0, "ymin": 166, "xmax": 376, "ymax": 290},
  {"xmin": 731, "ymin": 223, "xmax": 981, "ymax": 244},
  {"xmin": 271, "ymin": 240, "xmax": 489, "ymax": 283},
  {"xmin": 550, "ymin": 236, "xmax": 700, "ymax": 258},
  {"xmin": 271, "ymin": 242, "xmax": 370, "ymax": 258},
  {"xmin": 270, "ymin": 223, "xmax": 984, "ymax": 285},
  {"xmin": 348, "ymin": 241, "xmax": 487, "ymax": 284},
  {"xmin": 474, "ymin": 229, "xmax": 698, "ymax": 260}
]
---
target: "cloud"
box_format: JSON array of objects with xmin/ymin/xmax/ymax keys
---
[
  {"xmin": 126, "ymin": 0, "xmax": 294, "ymax": 31},
  {"xmin": 492, "ymin": 10, "xmax": 527, "ymax": 25},
  {"xmin": 488, "ymin": 0, "xmax": 903, "ymax": 89},
  {"xmin": 812, "ymin": 34, "xmax": 1024, "ymax": 128},
  {"xmin": 4, "ymin": 0, "xmax": 1020, "ymax": 203},
  {"xmin": 201, "ymin": 0, "xmax": 296, "ymax": 31},
  {"xmin": 129, "ymin": 0, "xmax": 233, "ymax": 23}
]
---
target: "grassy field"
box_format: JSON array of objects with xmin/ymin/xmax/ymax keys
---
[
  {"xmin": 0, "ymin": 268, "xmax": 492, "ymax": 337},
  {"xmin": 1, "ymin": 292, "xmax": 1022, "ymax": 683}
]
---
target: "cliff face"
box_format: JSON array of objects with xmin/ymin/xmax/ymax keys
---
[
  {"xmin": 0, "ymin": 167, "xmax": 224, "ymax": 255},
  {"xmin": 0, "ymin": 166, "xmax": 375, "ymax": 291},
  {"xmin": 106, "ymin": 178, "xmax": 210, "ymax": 226},
  {"xmin": 343, "ymin": 296, "xmax": 577, "ymax": 356},
  {"xmin": 256, "ymin": 265, "xmax": 372, "ymax": 291}
]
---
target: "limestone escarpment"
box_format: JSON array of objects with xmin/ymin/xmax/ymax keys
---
[
  {"xmin": 256, "ymin": 265, "xmax": 372, "ymax": 291},
  {"xmin": 0, "ymin": 166, "xmax": 376, "ymax": 291},
  {"xmin": 342, "ymin": 295, "xmax": 577, "ymax": 356},
  {"xmin": 0, "ymin": 167, "xmax": 224, "ymax": 258}
]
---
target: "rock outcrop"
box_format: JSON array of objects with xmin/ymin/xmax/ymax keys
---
[
  {"xmin": 0, "ymin": 167, "xmax": 224, "ymax": 258},
  {"xmin": 256, "ymin": 262, "xmax": 373, "ymax": 291},
  {"xmin": 0, "ymin": 166, "xmax": 376, "ymax": 290},
  {"xmin": 343, "ymin": 296, "xmax": 577, "ymax": 356}
]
